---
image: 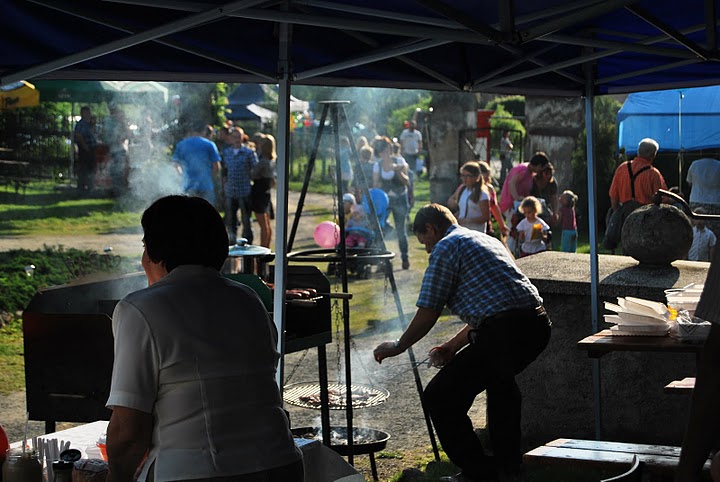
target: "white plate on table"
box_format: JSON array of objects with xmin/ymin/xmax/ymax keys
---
[{"xmin": 609, "ymin": 325, "xmax": 670, "ymax": 336}]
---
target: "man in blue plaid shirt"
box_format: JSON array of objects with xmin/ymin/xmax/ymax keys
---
[
  {"xmin": 374, "ymin": 204, "xmax": 551, "ymax": 482},
  {"xmin": 222, "ymin": 127, "xmax": 258, "ymax": 244}
]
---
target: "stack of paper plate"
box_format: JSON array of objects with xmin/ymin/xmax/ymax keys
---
[{"xmin": 604, "ymin": 297, "xmax": 671, "ymax": 336}]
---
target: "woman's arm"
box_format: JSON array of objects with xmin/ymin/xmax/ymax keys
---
[
  {"xmin": 107, "ymin": 406, "xmax": 152, "ymax": 482},
  {"xmin": 549, "ymin": 193, "xmax": 559, "ymax": 224},
  {"xmin": 508, "ymin": 174, "xmax": 522, "ymax": 201},
  {"xmin": 490, "ymin": 203, "xmax": 509, "ymax": 234},
  {"xmin": 447, "ymin": 184, "xmax": 463, "ymax": 210},
  {"xmin": 395, "ymin": 165, "xmax": 410, "ymax": 186},
  {"xmin": 373, "ymin": 169, "xmax": 380, "ymax": 189}
]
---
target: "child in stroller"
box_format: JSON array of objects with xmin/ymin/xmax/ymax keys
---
[{"xmin": 328, "ymin": 191, "xmax": 389, "ymax": 279}]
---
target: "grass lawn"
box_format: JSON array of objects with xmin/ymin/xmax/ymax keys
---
[{"xmin": 0, "ymin": 182, "xmax": 142, "ymax": 236}]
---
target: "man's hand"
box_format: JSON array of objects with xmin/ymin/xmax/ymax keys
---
[
  {"xmin": 428, "ymin": 344, "xmax": 456, "ymax": 368},
  {"xmin": 373, "ymin": 341, "xmax": 403, "ymax": 363}
]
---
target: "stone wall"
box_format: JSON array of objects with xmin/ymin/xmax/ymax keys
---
[
  {"xmin": 514, "ymin": 251, "xmax": 709, "ymax": 449},
  {"xmin": 427, "ymin": 91, "xmax": 477, "ymax": 204},
  {"xmin": 525, "ymin": 96, "xmax": 584, "ymax": 191}
]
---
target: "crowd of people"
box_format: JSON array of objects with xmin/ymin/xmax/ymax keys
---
[{"xmin": 170, "ymin": 121, "xmax": 277, "ymax": 249}]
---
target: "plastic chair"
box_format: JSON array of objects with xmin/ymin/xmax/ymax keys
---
[{"xmin": 601, "ymin": 455, "xmax": 643, "ymax": 482}]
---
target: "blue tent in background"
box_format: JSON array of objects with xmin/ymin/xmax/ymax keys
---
[{"xmin": 618, "ymin": 86, "xmax": 720, "ymax": 153}]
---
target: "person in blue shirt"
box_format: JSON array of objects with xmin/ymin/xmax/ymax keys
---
[
  {"xmin": 221, "ymin": 127, "xmax": 258, "ymax": 245},
  {"xmin": 171, "ymin": 122, "xmax": 221, "ymax": 205},
  {"xmin": 373, "ymin": 203, "xmax": 551, "ymax": 482}
]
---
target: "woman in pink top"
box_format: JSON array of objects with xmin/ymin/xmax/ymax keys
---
[{"xmin": 498, "ymin": 152, "xmax": 551, "ymax": 221}]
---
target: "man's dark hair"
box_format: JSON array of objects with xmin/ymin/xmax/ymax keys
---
[
  {"xmin": 142, "ymin": 195, "xmax": 228, "ymax": 272},
  {"xmin": 412, "ymin": 203, "xmax": 457, "ymax": 235},
  {"xmin": 528, "ymin": 151, "xmax": 550, "ymax": 168}
]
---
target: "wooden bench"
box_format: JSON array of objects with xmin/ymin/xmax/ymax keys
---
[
  {"xmin": 664, "ymin": 377, "xmax": 696, "ymax": 394},
  {"xmin": 524, "ymin": 438, "xmax": 712, "ymax": 479}
]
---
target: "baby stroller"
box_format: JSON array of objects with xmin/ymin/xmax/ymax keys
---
[{"xmin": 331, "ymin": 188, "xmax": 391, "ymax": 279}]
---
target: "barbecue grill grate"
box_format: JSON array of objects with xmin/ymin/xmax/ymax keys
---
[{"xmin": 284, "ymin": 382, "xmax": 389, "ymax": 410}]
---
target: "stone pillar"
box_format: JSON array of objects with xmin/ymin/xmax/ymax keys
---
[
  {"xmin": 525, "ymin": 96, "xmax": 584, "ymax": 190},
  {"xmin": 427, "ymin": 91, "xmax": 477, "ymax": 204}
]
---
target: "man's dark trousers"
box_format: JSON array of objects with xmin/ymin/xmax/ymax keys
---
[{"xmin": 424, "ymin": 308, "xmax": 551, "ymax": 477}]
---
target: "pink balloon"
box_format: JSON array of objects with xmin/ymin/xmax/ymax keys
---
[{"xmin": 314, "ymin": 221, "xmax": 340, "ymax": 248}]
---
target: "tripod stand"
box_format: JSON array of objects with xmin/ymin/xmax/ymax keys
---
[{"xmin": 287, "ymin": 101, "xmax": 440, "ymax": 464}]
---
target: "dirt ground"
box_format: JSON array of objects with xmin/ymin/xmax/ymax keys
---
[{"xmin": 0, "ymin": 190, "xmax": 488, "ymax": 481}]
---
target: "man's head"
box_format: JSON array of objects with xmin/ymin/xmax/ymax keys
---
[
  {"xmin": 80, "ymin": 106, "xmax": 91, "ymax": 120},
  {"xmin": 412, "ymin": 204, "xmax": 457, "ymax": 253},
  {"xmin": 409, "ymin": 120, "xmax": 417, "ymax": 130},
  {"xmin": 229, "ymin": 127, "xmax": 245, "ymax": 148},
  {"xmin": 528, "ymin": 152, "xmax": 550, "ymax": 173},
  {"xmin": 203, "ymin": 125, "xmax": 215, "ymax": 140},
  {"xmin": 637, "ymin": 138, "xmax": 659, "ymax": 161},
  {"xmin": 141, "ymin": 195, "xmax": 228, "ymax": 280}
]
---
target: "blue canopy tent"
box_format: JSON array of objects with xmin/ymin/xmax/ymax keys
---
[
  {"xmin": 3, "ymin": 0, "xmax": 720, "ymax": 441},
  {"xmin": 618, "ymin": 86, "xmax": 720, "ymax": 153}
]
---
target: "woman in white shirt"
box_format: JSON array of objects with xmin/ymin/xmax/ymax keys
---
[
  {"xmin": 106, "ymin": 195, "xmax": 303, "ymax": 482},
  {"xmin": 373, "ymin": 136, "xmax": 411, "ymax": 269},
  {"xmin": 447, "ymin": 161, "xmax": 490, "ymax": 233}
]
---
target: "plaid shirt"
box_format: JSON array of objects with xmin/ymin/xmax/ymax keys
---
[
  {"xmin": 74, "ymin": 119, "xmax": 97, "ymax": 150},
  {"xmin": 417, "ymin": 225, "xmax": 542, "ymax": 327},
  {"xmin": 222, "ymin": 145, "xmax": 258, "ymax": 198}
]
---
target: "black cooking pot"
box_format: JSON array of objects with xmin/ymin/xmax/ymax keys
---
[{"xmin": 291, "ymin": 426, "xmax": 390, "ymax": 455}]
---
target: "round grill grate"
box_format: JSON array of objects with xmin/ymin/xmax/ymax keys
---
[{"xmin": 284, "ymin": 382, "xmax": 389, "ymax": 410}]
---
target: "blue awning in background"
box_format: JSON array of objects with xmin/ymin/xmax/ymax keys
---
[{"xmin": 618, "ymin": 86, "xmax": 720, "ymax": 153}]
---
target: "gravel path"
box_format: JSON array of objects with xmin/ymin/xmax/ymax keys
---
[{"xmin": 0, "ymin": 190, "xmax": 488, "ymax": 481}]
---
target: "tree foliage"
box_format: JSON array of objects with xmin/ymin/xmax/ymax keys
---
[
  {"xmin": 486, "ymin": 95, "xmax": 525, "ymax": 117},
  {"xmin": 291, "ymin": 86, "xmax": 432, "ymax": 137},
  {"xmin": 386, "ymin": 96, "xmax": 433, "ymax": 138},
  {"xmin": 570, "ymin": 95, "xmax": 623, "ymax": 231}
]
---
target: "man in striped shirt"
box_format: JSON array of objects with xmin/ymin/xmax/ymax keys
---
[{"xmin": 373, "ymin": 204, "xmax": 551, "ymax": 482}]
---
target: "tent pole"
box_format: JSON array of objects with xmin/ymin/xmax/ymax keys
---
[
  {"xmin": 274, "ymin": 4, "xmax": 292, "ymax": 390},
  {"xmin": 584, "ymin": 62, "xmax": 602, "ymax": 440}
]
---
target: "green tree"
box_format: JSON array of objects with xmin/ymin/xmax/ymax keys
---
[
  {"xmin": 486, "ymin": 95, "xmax": 525, "ymax": 117},
  {"xmin": 489, "ymin": 104, "xmax": 525, "ymax": 162},
  {"xmin": 386, "ymin": 96, "xmax": 432, "ymax": 138},
  {"xmin": 570, "ymin": 96, "xmax": 623, "ymax": 234}
]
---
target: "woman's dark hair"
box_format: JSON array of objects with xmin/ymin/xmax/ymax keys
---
[
  {"xmin": 528, "ymin": 151, "xmax": 550, "ymax": 168},
  {"xmin": 460, "ymin": 161, "xmax": 483, "ymax": 203},
  {"xmin": 142, "ymin": 195, "xmax": 228, "ymax": 272},
  {"xmin": 373, "ymin": 136, "xmax": 392, "ymax": 157},
  {"xmin": 413, "ymin": 204, "xmax": 457, "ymax": 235}
]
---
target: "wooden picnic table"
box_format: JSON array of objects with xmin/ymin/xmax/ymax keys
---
[
  {"xmin": 0, "ymin": 159, "xmax": 32, "ymax": 196},
  {"xmin": 577, "ymin": 329, "xmax": 705, "ymax": 359}
]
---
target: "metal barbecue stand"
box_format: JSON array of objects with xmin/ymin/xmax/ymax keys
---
[{"xmin": 287, "ymin": 101, "xmax": 441, "ymax": 465}]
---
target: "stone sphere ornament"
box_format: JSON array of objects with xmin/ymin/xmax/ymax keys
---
[{"xmin": 621, "ymin": 203, "xmax": 693, "ymax": 266}]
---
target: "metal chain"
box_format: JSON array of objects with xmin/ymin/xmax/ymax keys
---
[
  {"xmin": 284, "ymin": 348, "xmax": 309, "ymax": 384},
  {"xmin": 383, "ymin": 262, "xmax": 390, "ymax": 304},
  {"xmin": 333, "ymin": 298, "xmax": 344, "ymax": 380},
  {"xmin": 349, "ymin": 337, "xmax": 379, "ymax": 388}
]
